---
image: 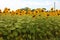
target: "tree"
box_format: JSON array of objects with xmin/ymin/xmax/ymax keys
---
[
  {"xmin": 20, "ymin": 7, "xmax": 31, "ymax": 11},
  {"xmin": 42, "ymin": 8, "xmax": 46, "ymax": 11}
]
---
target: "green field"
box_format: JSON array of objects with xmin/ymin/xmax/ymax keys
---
[{"xmin": 0, "ymin": 14, "xmax": 60, "ymax": 40}]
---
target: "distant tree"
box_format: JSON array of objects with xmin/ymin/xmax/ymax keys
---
[
  {"xmin": 42, "ymin": 8, "xmax": 46, "ymax": 12},
  {"xmin": 42, "ymin": 8, "xmax": 46, "ymax": 11},
  {"xmin": 20, "ymin": 7, "xmax": 31, "ymax": 11},
  {"xmin": 32, "ymin": 9, "xmax": 35, "ymax": 12}
]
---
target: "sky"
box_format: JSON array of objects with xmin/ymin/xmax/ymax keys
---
[{"xmin": 0, "ymin": 0, "xmax": 60, "ymax": 10}]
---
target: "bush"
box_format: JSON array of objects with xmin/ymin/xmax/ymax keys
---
[{"xmin": 0, "ymin": 14, "xmax": 60, "ymax": 40}]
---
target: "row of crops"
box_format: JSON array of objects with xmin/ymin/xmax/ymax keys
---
[
  {"xmin": 0, "ymin": 7, "xmax": 60, "ymax": 16},
  {"xmin": 0, "ymin": 8, "xmax": 60, "ymax": 40}
]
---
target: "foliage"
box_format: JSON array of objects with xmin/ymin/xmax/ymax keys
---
[{"xmin": 0, "ymin": 14, "xmax": 60, "ymax": 40}]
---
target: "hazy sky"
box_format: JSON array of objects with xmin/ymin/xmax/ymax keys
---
[{"xmin": 0, "ymin": 0, "xmax": 60, "ymax": 10}]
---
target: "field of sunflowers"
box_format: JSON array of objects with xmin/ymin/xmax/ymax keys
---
[
  {"xmin": 0, "ymin": 7, "xmax": 60, "ymax": 16},
  {"xmin": 0, "ymin": 7, "xmax": 60, "ymax": 40}
]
